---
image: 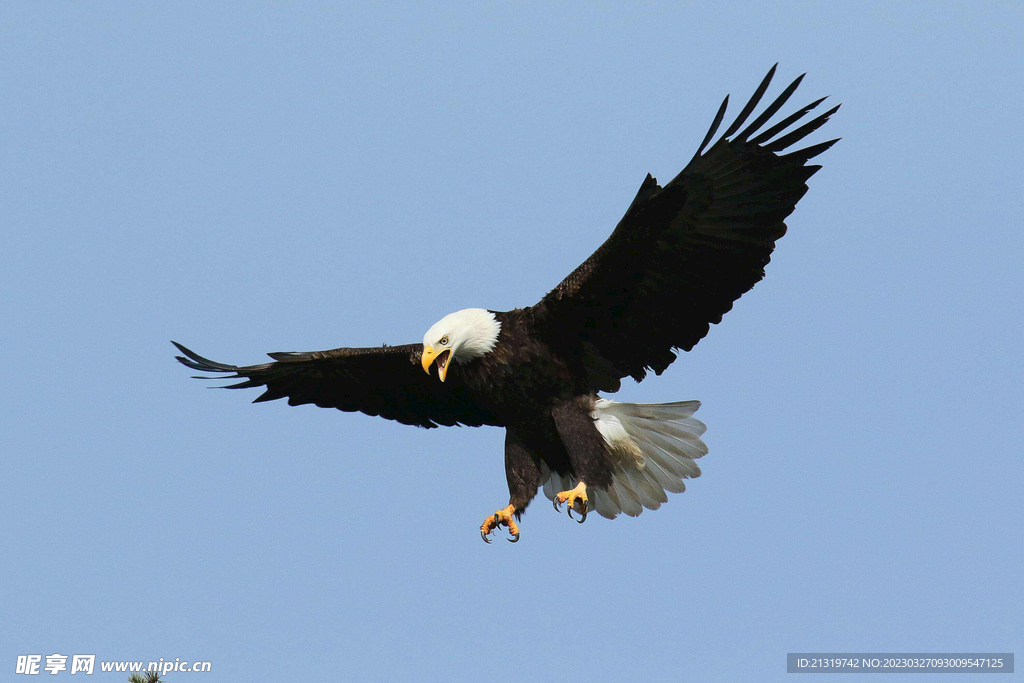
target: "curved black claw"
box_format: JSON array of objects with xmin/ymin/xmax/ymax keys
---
[
  {"xmin": 566, "ymin": 499, "xmax": 588, "ymax": 523},
  {"xmin": 552, "ymin": 497, "xmax": 561, "ymax": 512},
  {"xmin": 481, "ymin": 530, "xmax": 492, "ymax": 544},
  {"xmin": 508, "ymin": 531, "xmax": 520, "ymax": 543}
]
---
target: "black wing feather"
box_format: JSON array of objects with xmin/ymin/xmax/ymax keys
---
[
  {"xmin": 172, "ymin": 341, "xmax": 500, "ymax": 429},
  {"xmin": 736, "ymin": 72, "xmax": 804, "ymax": 143},
  {"xmin": 764, "ymin": 104, "xmax": 841, "ymax": 152},
  {"xmin": 721, "ymin": 63, "xmax": 777, "ymax": 139},
  {"xmin": 749, "ymin": 96, "xmax": 827, "ymax": 145},
  {"xmin": 530, "ymin": 67, "xmax": 839, "ymax": 392},
  {"xmin": 692, "ymin": 95, "xmax": 729, "ymax": 161}
]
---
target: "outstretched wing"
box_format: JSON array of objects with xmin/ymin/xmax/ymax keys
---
[
  {"xmin": 531, "ymin": 65, "xmax": 839, "ymax": 391},
  {"xmin": 173, "ymin": 341, "xmax": 501, "ymax": 429}
]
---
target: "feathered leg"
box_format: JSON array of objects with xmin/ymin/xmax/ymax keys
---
[
  {"xmin": 480, "ymin": 429, "xmax": 542, "ymax": 543},
  {"xmin": 549, "ymin": 397, "xmax": 614, "ymax": 523}
]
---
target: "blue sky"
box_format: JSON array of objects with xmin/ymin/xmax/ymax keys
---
[{"xmin": 2, "ymin": 2, "xmax": 1020, "ymax": 681}]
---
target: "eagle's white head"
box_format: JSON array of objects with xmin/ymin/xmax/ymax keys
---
[{"xmin": 421, "ymin": 308, "xmax": 501, "ymax": 382}]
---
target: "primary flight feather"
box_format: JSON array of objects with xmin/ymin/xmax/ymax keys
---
[{"xmin": 175, "ymin": 65, "xmax": 839, "ymax": 542}]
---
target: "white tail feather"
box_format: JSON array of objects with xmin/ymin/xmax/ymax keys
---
[{"xmin": 541, "ymin": 399, "xmax": 707, "ymax": 519}]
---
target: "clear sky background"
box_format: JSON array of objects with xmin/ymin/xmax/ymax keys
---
[{"xmin": 2, "ymin": 2, "xmax": 1021, "ymax": 681}]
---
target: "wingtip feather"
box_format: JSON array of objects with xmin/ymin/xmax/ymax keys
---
[
  {"xmin": 172, "ymin": 341, "xmax": 238, "ymax": 373},
  {"xmin": 735, "ymin": 71, "xmax": 806, "ymax": 143},
  {"xmin": 749, "ymin": 96, "xmax": 827, "ymax": 146},
  {"xmin": 721, "ymin": 64, "xmax": 777, "ymax": 139},
  {"xmin": 692, "ymin": 94, "xmax": 730, "ymax": 161},
  {"xmin": 765, "ymin": 103, "xmax": 841, "ymax": 152}
]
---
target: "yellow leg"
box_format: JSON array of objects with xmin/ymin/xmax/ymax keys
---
[
  {"xmin": 480, "ymin": 504, "xmax": 520, "ymax": 543},
  {"xmin": 553, "ymin": 481, "xmax": 589, "ymax": 523}
]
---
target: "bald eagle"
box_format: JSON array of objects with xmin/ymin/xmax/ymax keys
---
[{"xmin": 175, "ymin": 66, "xmax": 838, "ymax": 542}]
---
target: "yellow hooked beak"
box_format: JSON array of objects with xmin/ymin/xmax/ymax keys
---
[{"xmin": 421, "ymin": 345, "xmax": 452, "ymax": 382}]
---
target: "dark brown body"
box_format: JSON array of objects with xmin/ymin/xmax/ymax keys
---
[{"xmin": 454, "ymin": 308, "xmax": 614, "ymax": 515}]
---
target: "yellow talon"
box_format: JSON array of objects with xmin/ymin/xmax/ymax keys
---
[
  {"xmin": 480, "ymin": 504, "xmax": 520, "ymax": 543},
  {"xmin": 554, "ymin": 481, "xmax": 588, "ymax": 523}
]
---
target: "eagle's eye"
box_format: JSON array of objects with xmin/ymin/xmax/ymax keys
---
[{"xmin": 440, "ymin": 336, "xmax": 449, "ymax": 346}]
